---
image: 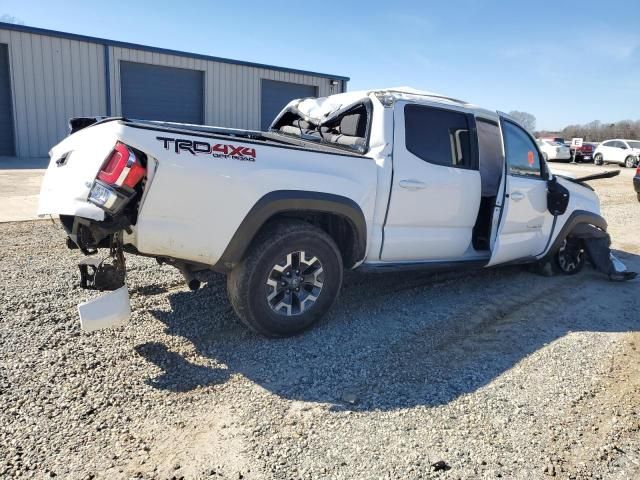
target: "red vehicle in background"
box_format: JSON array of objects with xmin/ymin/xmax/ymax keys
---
[
  {"xmin": 542, "ymin": 136, "xmax": 566, "ymax": 145},
  {"xmin": 570, "ymin": 142, "xmax": 596, "ymax": 162}
]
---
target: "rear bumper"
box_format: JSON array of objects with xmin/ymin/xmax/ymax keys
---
[{"xmin": 60, "ymin": 214, "xmax": 132, "ymax": 254}]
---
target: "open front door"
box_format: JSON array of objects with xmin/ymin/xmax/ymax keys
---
[{"xmin": 488, "ymin": 119, "xmax": 554, "ymax": 266}]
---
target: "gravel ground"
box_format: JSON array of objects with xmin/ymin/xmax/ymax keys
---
[{"xmin": 1, "ymin": 163, "xmax": 639, "ymax": 479}]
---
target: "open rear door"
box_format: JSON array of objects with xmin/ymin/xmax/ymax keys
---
[{"xmin": 488, "ymin": 118, "xmax": 554, "ymax": 266}]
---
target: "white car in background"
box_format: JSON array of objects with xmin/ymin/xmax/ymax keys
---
[
  {"xmin": 536, "ymin": 139, "xmax": 571, "ymax": 162},
  {"xmin": 593, "ymin": 139, "xmax": 640, "ymax": 168}
]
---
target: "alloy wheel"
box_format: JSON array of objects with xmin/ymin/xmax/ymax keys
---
[
  {"xmin": 557, "ymin": 239, "xmax": 584, "ymax": 274},
  {"xmin": 265, "ymin": 251, "xmax": 324, "ymax": 316}
]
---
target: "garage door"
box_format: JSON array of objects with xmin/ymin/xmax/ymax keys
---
[
  {"xmin": 120, "ymin": 61, "xmax": 204, "ymax": 124},
  {"xmin": 261, "ymin": 80, "xmax": 317, "ymax": 130},
  {"xmin": 0, "ymin": 44, "xmax": 15, "ymax": 156}
]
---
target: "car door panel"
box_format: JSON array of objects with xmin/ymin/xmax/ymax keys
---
[
  {"xmin": 488, "ymin": 119, "xmax": 554, "ymax": 266},
  {"xmin": 381, "ymin": 102, "xmax": 481, "ymax": 262},
  {"xmin": 615, "ymin": 141, "xmax": 627, "ymax": 163},
  {"xmin": 488, "ymin": 175, "xmax": 551, "ymax": 265}
]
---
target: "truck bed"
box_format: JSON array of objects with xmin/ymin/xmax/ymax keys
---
[{"xmin": 118, "ymin": 118, "xmax": 368, "ymax": 158}]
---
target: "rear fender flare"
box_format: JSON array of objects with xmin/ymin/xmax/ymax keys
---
[{"xmin": 214, "ymin": 190, "xmax": 367, "ymax": 272}]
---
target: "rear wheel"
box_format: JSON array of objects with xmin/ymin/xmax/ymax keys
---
[
  {"xmin": 594, "ymin": 153, "xmax": 604, "ymax": 165},
  {"xmin": 624, "ymin": 156, "xmax": 637, "ymax": 168},
  {"xmin": 554, "ymin": 238, "xmax": 585, "ymax": 275},
  {"xmin": 227, "ymin": 220, "xmax": 343, "ymax": 337}
]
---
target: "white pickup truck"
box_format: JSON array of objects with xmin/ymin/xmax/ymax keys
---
[{"xmin": 39, "ymin": 87, "xmax": 613, "ymax": 336}]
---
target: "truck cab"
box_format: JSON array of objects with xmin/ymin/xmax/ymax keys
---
[{"xmin": 271, "ymin": 88, "xmax": 585, "ymax": 270}]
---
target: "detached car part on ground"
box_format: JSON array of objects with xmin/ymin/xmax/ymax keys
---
[{"xmin": 38, "ymin": 87, "xmax": 631, "ymax": 337}]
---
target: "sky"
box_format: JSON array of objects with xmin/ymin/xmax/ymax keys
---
[{"xmin": 2, "ymin": 0, "xmax": 639, "ymax": 131}]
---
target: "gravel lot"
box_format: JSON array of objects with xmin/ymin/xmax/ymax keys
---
[{"xmin": 1, "ymin": 163, "xmax": 639, "ymax": 479}]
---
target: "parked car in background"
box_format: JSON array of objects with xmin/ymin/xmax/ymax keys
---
[
  {"xmin": 570, "ymin": 142, "xmax": 595, "ymax": 162},
  {"xmin": 594, "ymin": 139, "xmax": 640, "ymax": 168},
  {"xmin": 542, "ymin": 136, "xmax": 566, "ymax": 145},
  {"xmin": 634, "ymin": 165, "xmax": 640, "ymax": 202},
  {"xmin": 537, "ymin": 139, "xmax": 571, "ymax": 162}
]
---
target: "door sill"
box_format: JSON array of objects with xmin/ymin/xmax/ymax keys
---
[{"xmin": 356, "ymin": 258, "xmax": 489, "ymax": 274}]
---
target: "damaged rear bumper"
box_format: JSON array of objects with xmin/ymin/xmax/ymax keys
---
[
  {"xmin": 78, "ymin": 286, "xmax": 131, "ymax": 332},
  {"xmin": 60, "ymin": 214, "xmax": 133, "ymax": 332}
]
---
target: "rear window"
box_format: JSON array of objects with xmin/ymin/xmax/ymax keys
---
[{"xmin": 404, "ymin": 105, "xmax": 475, "ymax": 169}]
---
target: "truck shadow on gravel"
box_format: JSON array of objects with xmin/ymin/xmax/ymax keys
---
[{"xmin": 136, "ymin": 252, "xmax": 640, "ymax": 410}]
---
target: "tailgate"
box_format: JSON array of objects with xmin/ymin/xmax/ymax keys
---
[{"xmin": 38, "ymin": 121, "xmax": 121, "ymax": 220}]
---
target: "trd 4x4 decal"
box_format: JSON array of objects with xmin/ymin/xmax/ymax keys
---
[{"xmin": 156, "ymin": 137, "xmax": 256, "ymax": 161}]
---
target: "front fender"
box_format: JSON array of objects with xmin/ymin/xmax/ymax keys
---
[{"xmin": 544, "ymin": 209, "xmax": 607, "ymax": 258}]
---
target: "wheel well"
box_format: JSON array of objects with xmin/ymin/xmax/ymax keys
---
[
  {"xmin": 212, "ymin": 190, "xmax": 368, "ymax": 273},
  {"xmin": 262, "ymin": 211, "xmax": 361, "ymax": 268}
]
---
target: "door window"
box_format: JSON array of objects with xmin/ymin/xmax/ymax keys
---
[
  {"xmin": 404, "ymin": 105, "xmax": 476, "ymax": 169},
  {"xmin": 476, "ymin": 118, "xmax": 504, "ymax": 197},
  {"xmin": 501, "ymin": 120, "xmax": 542, "ymax": 178}
]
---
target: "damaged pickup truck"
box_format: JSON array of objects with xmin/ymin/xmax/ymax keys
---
[{"xmin": 38, "ymin": 87, "xmax": 622, "ymax": 336}]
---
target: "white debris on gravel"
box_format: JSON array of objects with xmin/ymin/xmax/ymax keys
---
[{"xmin": 1, "ymin": 163, "xmax": 639, "ymax": 479}]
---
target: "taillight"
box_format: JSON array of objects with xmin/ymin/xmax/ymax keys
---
[
  {"xmin": 98, "ymin": 142, "xmax": 146, "ymax": 188},
  {"xmin": 88, "ymin": 142, "xmax": 146, "ymax": 214}
]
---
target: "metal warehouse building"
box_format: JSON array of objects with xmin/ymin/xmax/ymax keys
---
[{"xmin": 0, "ymin": 22, "xmax": 348, "ymax": 157}]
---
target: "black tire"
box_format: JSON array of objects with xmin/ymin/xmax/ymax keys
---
[
  {"xmin": 624, "ymin": 156, "xmax": 636, "ymax": 168},
  {"xmin": 594, "ymin": 153, "xmax": 604, "ymax": 165},
  {"xmin": 554, "ymin": 238, "xmax": 585, "ymax": 275},
  {"xmin": 227, "ymin": 219, "xmax": 343, "ymax": 337}
]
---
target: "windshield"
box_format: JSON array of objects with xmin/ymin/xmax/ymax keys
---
[{"xmin": 627, "ymin": 141, "xmax": 640, "ymax": 149}]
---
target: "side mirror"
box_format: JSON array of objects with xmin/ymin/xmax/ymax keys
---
[{"xmin": 547, "ymin": 176, "xmax": 569, "ymax": 216}]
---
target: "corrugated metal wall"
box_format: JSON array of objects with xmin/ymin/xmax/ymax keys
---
[
  {"xmin": 0, "ymin": 25, "xmax": 344, "ymax": 157},
  {"xmin": 0, "ymin": 29, "xmax": 106, "ymax": 157},
  {"xmin": 108, "ymin": 47, "xmax": 337, "ymax": 130}
]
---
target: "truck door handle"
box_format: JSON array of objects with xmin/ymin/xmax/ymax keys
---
[
  {"xmin": 510, "ymin": 191, "xmax": 525, "ymax": 201},
  {"xmin": 399, "ymin": 179, "xmax": 426, "ymax": 191}
]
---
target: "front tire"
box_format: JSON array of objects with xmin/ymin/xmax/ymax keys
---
[
  {"xmin": 554, "ymin": 238, "xmax": 585, "ymax": 275},
  {"xmin": 594, "ymin": 153, "xmax": 604, "ymax": 165},
  {"xmin": 227, "ymin": 220, "xmax": 343, "ymax": 337}
]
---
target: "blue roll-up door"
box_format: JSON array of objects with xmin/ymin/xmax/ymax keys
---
[
  {"xmin": 261, "ymin": 80, "xmax": 317, "ymax": 130},
  {"xmin": 0, "ymin": 44, "xmax": 15, "ymax": 156},
  {"xmin": 120, "ymin": 61, "xmax": 204, "ymax": 124}
]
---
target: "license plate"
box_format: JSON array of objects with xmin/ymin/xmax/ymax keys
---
[{"xmin": 583, "ymin": 155, "xmax": 591, "ymax": 160}]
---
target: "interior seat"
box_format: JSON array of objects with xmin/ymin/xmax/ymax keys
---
[{"xmin": 278, "ymin": 107, "xmax": 368, "ymax": 150}]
